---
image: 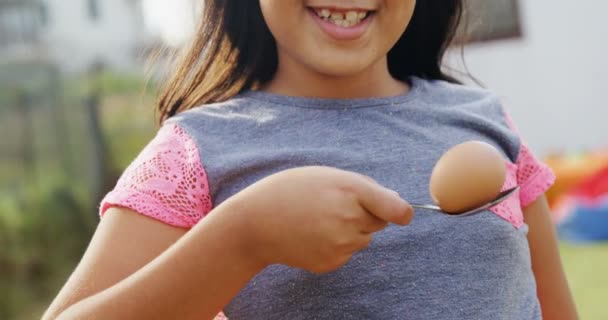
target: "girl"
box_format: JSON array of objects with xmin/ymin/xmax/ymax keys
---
[{"xmin": 44, "ymin": 1, "xmax": 578, "ymax": 319}]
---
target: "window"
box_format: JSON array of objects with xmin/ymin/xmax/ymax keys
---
[
  {"xmin": 458, "ymin": 0, "xmax": 523, "ymax": 43},
  {"xmin": 39, "ymin": 3, "xmax": 48, "ymax": 26},
  {"xmin": 0, "ymin": 2, "xmax": 43, "ymax": 46}
]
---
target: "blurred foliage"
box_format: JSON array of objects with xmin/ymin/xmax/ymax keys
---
[
  {"xmin": 63, "ymin": 68, "xmax": 153, "ymax": 98},
  {"xmin": 0, "ymin": 67, "xmax": 157, "ymax": 319},
  {"xmin": 98, "ymin": 83, "xmax": 157, "ymax": 169},
  {"xmin": 0, "ymin": 61, "xmax": 59, "ymax": 94},
  {"xmin": 0, "ymin": 176, "xmax": 94, "ymax": 319}
]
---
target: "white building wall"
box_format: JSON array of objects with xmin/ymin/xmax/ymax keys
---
[
  {"xmin": 455, "ymin": 0, "xmax": 608, "ymax": 156},
  {"xmin": 40, "ymin": 0, "xmax": 146, "ymax": 72}
]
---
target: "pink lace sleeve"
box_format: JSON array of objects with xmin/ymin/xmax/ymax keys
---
[
  {"xmin": 490, "ymin": 111, "xmax": 556, "ymax": 228},
  {"xmin": 504, "ymin": 111, "xmax": 556, "ymax": 207},
  {"xmin": 100, "ymin": 123, "xmax": 212, "ymax": 228},
  {"xmin": 515, "ymin": 144, "xmax": 556, "ymax": 207}
]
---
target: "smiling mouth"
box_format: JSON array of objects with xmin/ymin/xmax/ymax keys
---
[{"xmin": 308, "ymin": 7, "xmax": 375, "ymax": 28}]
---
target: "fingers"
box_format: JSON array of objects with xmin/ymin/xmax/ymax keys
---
[
  {"xmin": 353, "ymin": 172, "xmax": 379, "ymax": 185},
  {"xmin": 353, "ymin": 176, "xmax": 414, "ymax": 226},
  {"xmin": 352, "ymin": 234, "xmax": 373, "ymax": 253},
  {"xmin": 358, "ymin": 211, "xmax": 389, "ymax": 234}
]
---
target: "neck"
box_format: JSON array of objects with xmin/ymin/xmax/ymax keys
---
[{"xmin": 263, "ymin": 54, "xmax": 409, "ymax": 99}]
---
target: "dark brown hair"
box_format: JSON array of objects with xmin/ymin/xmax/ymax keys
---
[{"xmin": 158, "ymin": 0, "xmax": 464, "ymax": 123}]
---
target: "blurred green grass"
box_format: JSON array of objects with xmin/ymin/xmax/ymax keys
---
[{"xmin": 561, "ymin": 243, "xmax": 608, "ymax": 320}]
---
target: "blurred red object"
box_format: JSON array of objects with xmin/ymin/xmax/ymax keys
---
[
  {"xmin": 544, "ymin": 150, "xmax": 608, "ymax": 208},
  {"xmin": 552, "ymin": 164, "xmax": 608, "ymax": 225},
  {"xmin": 569, "ymin": 165, "xmax": 608, "ymax": 201}
]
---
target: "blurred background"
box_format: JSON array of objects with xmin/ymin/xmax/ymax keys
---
[{"xmin": 0, "ymin": 0, "xmax": 606, "ymax": 319}]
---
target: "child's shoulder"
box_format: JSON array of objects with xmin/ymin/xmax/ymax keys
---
[
  {"xmin": 166, "ymin": 95, "xmax": 276, "ymax": 129},
  {"xmin": 418, "ymin": 77, "xmax": 502, "ymax": 105},
  {"xmin": 175, "ymin": 96, "xmax": 257, "ymax": 118},
  {"xmin": 416, "ymin": 77, "xmax": 507, "ymax": 119}
]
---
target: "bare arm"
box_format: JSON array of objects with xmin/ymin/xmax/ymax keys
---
[
  {"xmin": 524, "ymin": 195, "xmax": 578, "ymax": 320},
  {"xmin": 43, "ymin": 166, "xmax": 411, "ymax": 319},
  {"xmin": 43, "ymin": 204, "xmax": 263, "ymax": 320}
]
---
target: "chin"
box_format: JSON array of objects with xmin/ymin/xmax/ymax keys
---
[{"xmin": 311, "ymin": 60, "xmax": 372, "ymax": 78}]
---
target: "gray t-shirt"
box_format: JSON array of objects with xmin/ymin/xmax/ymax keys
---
[{"xmin": 106, "ymin": 77, "xmax": 554, "ymax": 319}]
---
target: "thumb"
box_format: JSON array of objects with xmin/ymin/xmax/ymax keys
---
[{"xmin": 354, "ymin": 177, "xmax": 414, "ymax": 226}]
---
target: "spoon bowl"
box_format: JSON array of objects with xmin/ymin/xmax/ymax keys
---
[{"xmin": 411, "ymin": 186, "xmax": 520, "ymax": 217}]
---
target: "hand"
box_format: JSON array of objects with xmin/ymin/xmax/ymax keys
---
[{"xmin": 223, "ymin": 166, "xmax": 414, "ymax": 273}]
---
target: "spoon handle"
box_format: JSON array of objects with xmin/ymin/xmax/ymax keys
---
[
  {"xmin": 409, "ymin": 186, "xmax": 520, "ymax": 216},
  {"xmin": 410, "ymin": 204, "xmax": 442, "ymax": 212}
]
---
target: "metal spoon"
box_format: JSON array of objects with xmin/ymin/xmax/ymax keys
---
[{"xmin": 410, "ymin": 186, "xmax": 520, "ymax": 217}]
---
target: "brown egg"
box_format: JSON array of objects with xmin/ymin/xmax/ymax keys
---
[{"xmin": 429, "ymin": 141, "xmax": 507, "ymax": 214}]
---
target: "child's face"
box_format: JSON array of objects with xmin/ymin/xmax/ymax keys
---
[{"xmin": 259, "ymin": 0, "xmax": 416, "ymax": 77}]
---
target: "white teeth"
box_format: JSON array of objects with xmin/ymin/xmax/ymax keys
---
[
  {"xmin": 314, "ymin": 8, "xmax": 370, "ymax": 27},
  {"xmin": 345, "ymin": 11, "xmax": 358, "ymax": 22},
  {"xmin": 330, "ymin": 12, "xmax": 344, "ymax": 20}
]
